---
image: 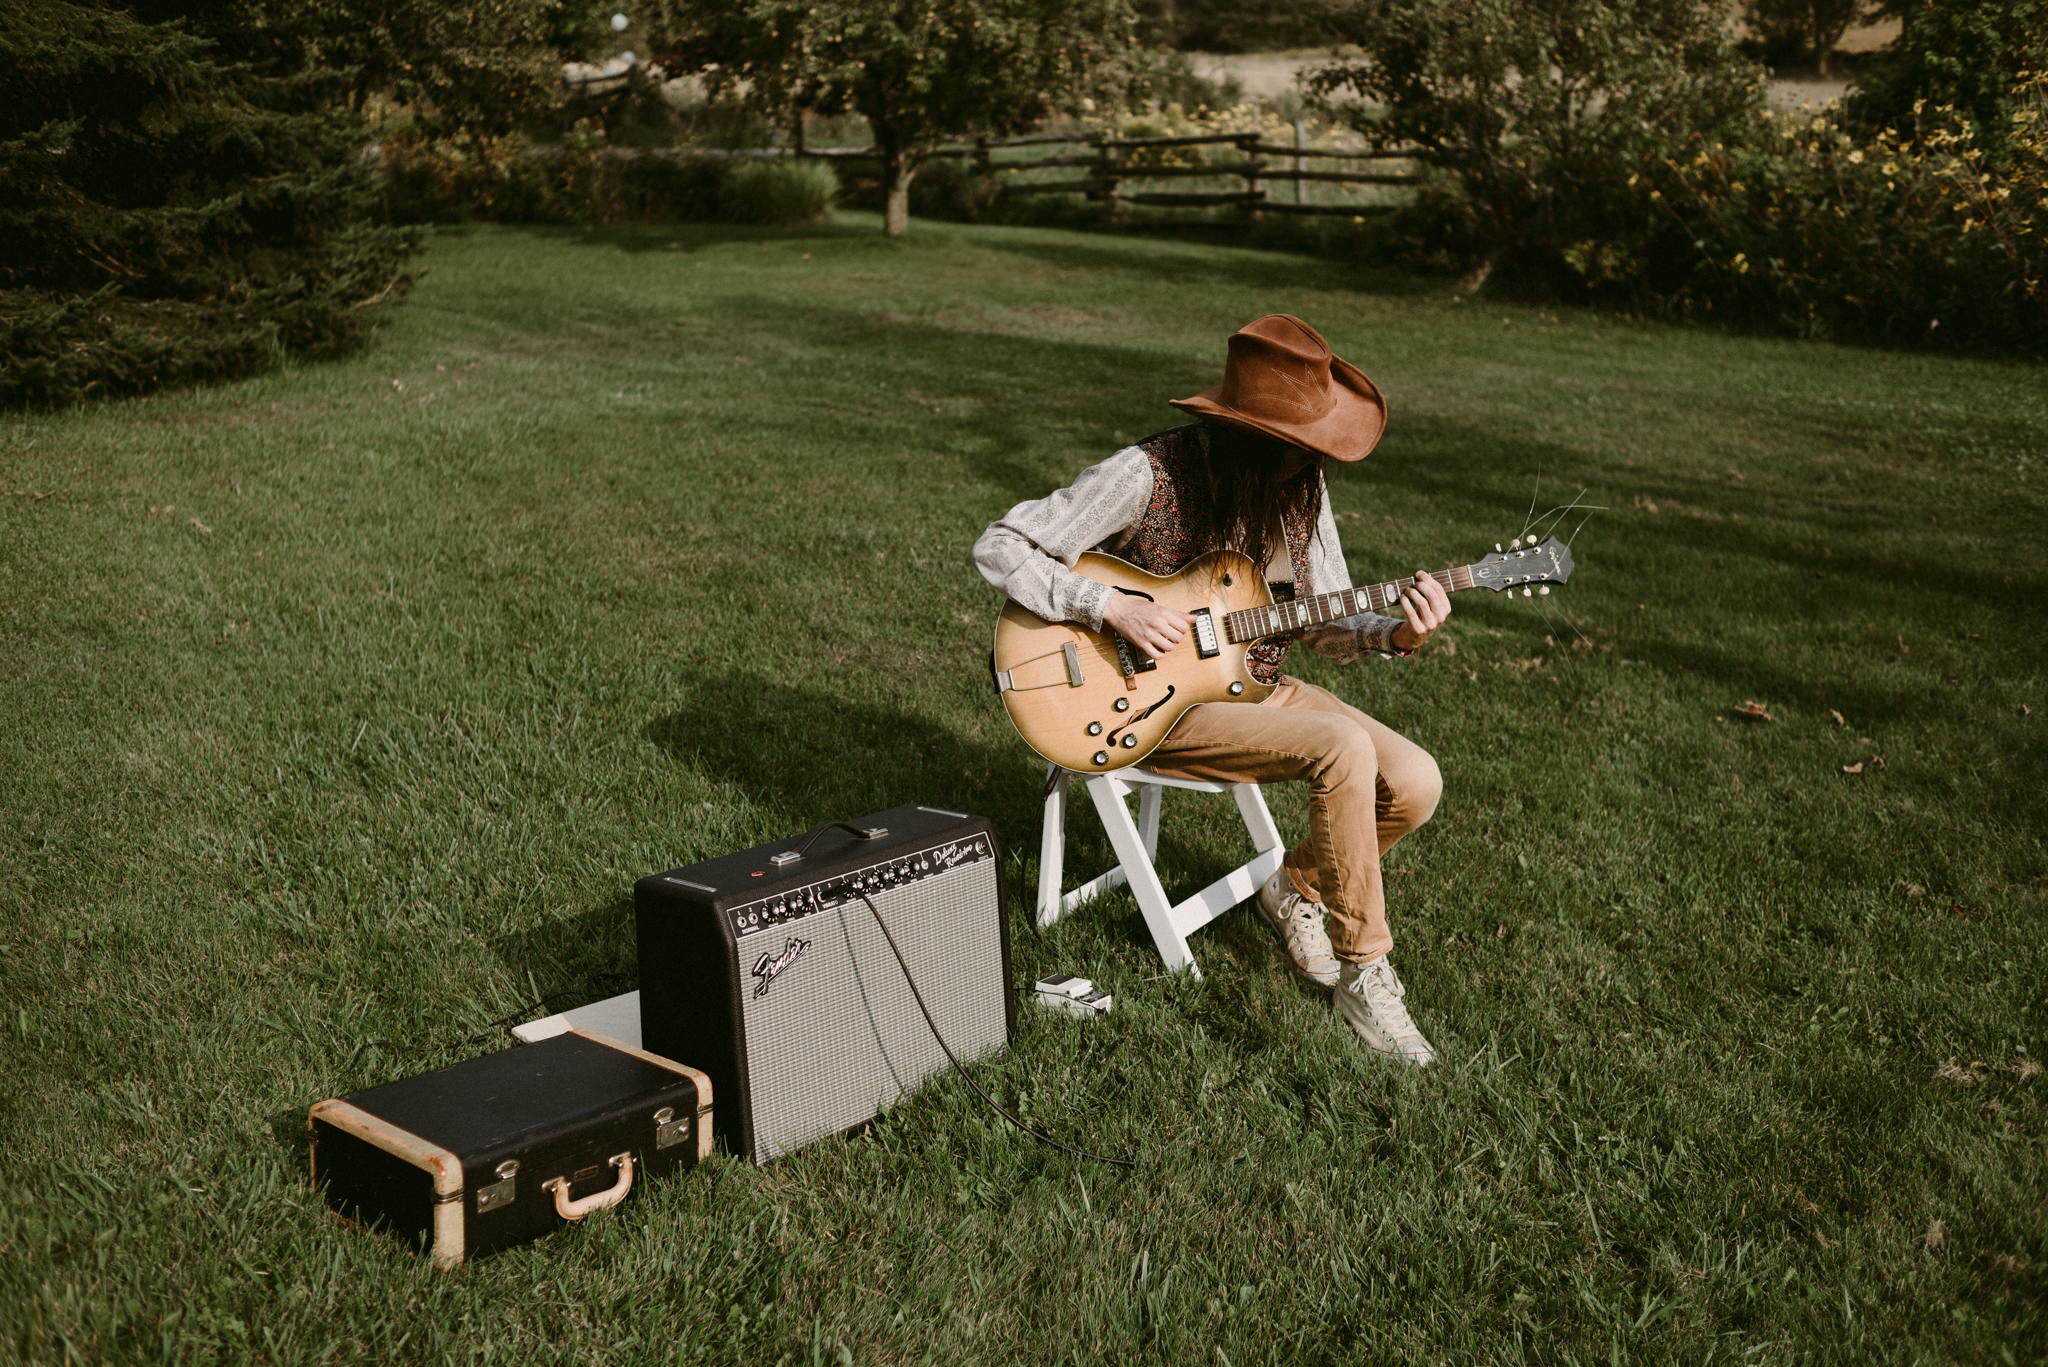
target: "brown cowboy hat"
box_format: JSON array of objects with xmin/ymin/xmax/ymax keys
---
[{"xmin": 1169, "ymin": 314, "xmax": 1387, "ymax": 463}]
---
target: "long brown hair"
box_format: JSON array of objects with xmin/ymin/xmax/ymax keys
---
[{"xmin": 1196, "ymin": 418, "xmax": 1324, "ymax": 567}]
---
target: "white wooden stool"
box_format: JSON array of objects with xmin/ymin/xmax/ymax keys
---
[{"xmin": 1037, "ymin": 763, "xmax": 1286, "ymax": 980}]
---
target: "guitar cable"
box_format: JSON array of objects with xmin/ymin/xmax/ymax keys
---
[{"xmin": 855, "ymin": 891, "xmax": 1136, "ymax": 1169}]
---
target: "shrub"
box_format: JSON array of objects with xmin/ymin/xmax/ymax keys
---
[
  {"xmin": 1650, "ymin": 79, "xmax": 2047, "ymax": 350},
  {"xmin": 380, "ymin": 135, "xmax": 561, "ymax": 224},
  {"xmin": 1850, "ymin": 0, "xmax": 2048, "ymax": 164},
  {"xmin": 719, "ymin": 158, "xmax": 839, "ymax": 226},
  {"xmin": 380, "ymin": 136, "xmax": 836, "ymax": 228}
]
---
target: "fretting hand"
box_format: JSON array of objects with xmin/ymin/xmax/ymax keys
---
[
  {"xmin": 1391, "ymin": 569, "xmax": 1452, "ymax": 652},
  {"xmin": 1101, "ymin": 593, "xmax": 1194, "ymax": 660}
]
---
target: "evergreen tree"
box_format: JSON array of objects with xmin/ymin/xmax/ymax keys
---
[{"xmin": 0, "ymin": 1, "xmax": 421, "ymax": 407}]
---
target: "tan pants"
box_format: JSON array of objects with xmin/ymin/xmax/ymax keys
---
[{"xmin": 1142, "ymin": 677, "xmax": 1441, "ymax": 963}]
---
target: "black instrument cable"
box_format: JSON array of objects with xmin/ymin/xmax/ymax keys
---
[{"xmin": 856, "ymin": 891, "xmax": 1135, "ymax": 1169}]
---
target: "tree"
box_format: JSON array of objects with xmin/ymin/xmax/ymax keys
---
[
  {"xmin": 1311, "ymin": 0, "xmax": 1762, "ymax": 290},
  {"xmin": 656, "ymin": 0, "xmax": 1144, "ymax": 236},
  {"xmin": 1742, "ymin": 0, "xmax": 1866, "ymax": 77},
  {"xmin": 0, "ymin": 1, "xmax": 420, "ymax": 406}
]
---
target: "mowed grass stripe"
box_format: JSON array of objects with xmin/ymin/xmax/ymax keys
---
[{"xmin": 1, "ymin": 214, "xmax": 2041, "ymax": 1365}]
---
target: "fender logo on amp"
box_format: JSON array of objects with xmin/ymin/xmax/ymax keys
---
[{"xmin": 751, "ymin": 937, "xmax": 810, "ymax": 997}]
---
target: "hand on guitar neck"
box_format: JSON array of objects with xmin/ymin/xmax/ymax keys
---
[
  {"xmin": 1389, "ymin": 569, "xmax": 1453, "ymax": 652},
  {"xmin": 1101, "ymin": 594, "xmax": 1195, "ymax": 660}
]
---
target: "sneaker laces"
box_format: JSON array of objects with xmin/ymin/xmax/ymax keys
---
[{"xmin": 1349, "ymin": 960, "xmax": 1421, "ymax": 1039}]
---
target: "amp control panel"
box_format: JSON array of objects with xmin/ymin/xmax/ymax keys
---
[{"xmin": 721, "ymin": 834, "xmax": 994, "ymax": 935}]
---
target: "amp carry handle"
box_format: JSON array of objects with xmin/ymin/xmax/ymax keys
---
[{"xmin": 770, "ymin": 819, "xmax": 889, "ymax": 867}]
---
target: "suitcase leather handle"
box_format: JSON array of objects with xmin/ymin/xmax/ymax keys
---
[{"xmin": 543, "ymin": 1153, "xmax": 634, "ymax": 1220}]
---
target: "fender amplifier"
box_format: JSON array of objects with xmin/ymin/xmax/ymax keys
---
[{"xmin": 635, "ymin": 805, "xmax": 1012, "ymax": 1164}]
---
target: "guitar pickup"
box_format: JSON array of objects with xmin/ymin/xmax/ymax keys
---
[
  {"xmin": 1112, "ymin": 634, "xmax": 1157, "ymax": 679},
  {"xmin": 1191, "ymin": 609, "xmax": 1219, "ymax": 659}
]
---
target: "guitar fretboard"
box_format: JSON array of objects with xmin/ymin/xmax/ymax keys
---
[{"xmin": 1223, "ymin": 565, "xmax": 1479, "ymax": 645}]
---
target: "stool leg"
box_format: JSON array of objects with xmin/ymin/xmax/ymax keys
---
[
  {"xmin": 1038, "ymin": 767, "xmax": 1067, "ymax": 928},
  {"xmin": 1233, "ymin": 782, "xmax": 1284, "ymax": 854},
  {"xmin": 1085, "ymin": 775, "xmax": 1200, "ymax": 978},
  {"xmin": 1137, "ymin": 782, "xmax": 1162, "ymax": 860}
]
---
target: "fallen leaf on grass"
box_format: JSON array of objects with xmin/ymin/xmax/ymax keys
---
[
  {"xmin": 1734, "ymin": 700, "xmax": 1775, "ymax": 721},
  {"xmin": 1842, "ymin": 762, "xmax": 1864, "ymax": 774},
  {"xmin": 187, "ymin": 517, "xmax": 212, "ymax": 535},
  {"xmin": 1828, "ymin": 709, "xmax": 1846, "ymax": 726},
  {"xmin": 1905, "ymin": 883, "xmax": 1925, "ymax": 898},
  {"xmin": 1925, "ymin": 1219, "xmax": 1946, "ymax": 1250},
  {"xmin": 149, "ymin": 504, "xmax": 175, "ymax": 516}
]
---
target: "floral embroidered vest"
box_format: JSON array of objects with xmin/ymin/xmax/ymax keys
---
[{"xmin": 1112, "ymin": 424, "xmax": 1316, "ymax": 685}]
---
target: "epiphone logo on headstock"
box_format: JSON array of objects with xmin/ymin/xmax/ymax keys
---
[{"xmin": 751, "ymin": 937, "xmax": 810, "ymax": 997}]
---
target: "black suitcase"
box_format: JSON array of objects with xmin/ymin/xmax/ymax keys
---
[{"xmin": 308, "ymin": 1029, "xmax": 711, "ymax": 1268}]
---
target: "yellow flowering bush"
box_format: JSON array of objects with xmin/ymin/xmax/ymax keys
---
[{"xmin": 1649, "ymin": 74, "xmax": 2046, "ymax": 348}]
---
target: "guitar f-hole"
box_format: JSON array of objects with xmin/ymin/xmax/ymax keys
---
[{"xmin": 1105, "ymin": 685, "xmax": 1176, "ymax": 747}]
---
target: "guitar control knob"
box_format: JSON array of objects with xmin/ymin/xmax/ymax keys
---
[
  {"xmin": 1228, "ymin": 681, "xmax": 1244, "ymax": 696},
  {"xmin": 1121, "ymin": 735, "xmax": 1137, "ymax": 748},
  {"xmin": 1114, "ymin": 698, "xmax": 1130, "ymax": 713},
  {"xmin": 1087, "ymin": 721, "xmax": 1102, "ymax": 736},
  {"xmin": 1093, "ymin": 751, "xmax": 1109, "ymax": 766}
]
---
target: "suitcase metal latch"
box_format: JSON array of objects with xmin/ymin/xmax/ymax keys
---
[
  {"xmin": 654, "ymin": 1105, "xmax": 690, "ymax": 1150},
  {"xmin": 476, "ymin": 1159, "xmax": 519, "ymax": 1214}
]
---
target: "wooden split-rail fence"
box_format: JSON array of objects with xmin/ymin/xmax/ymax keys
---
[{"xmin": 805, "ymin": 127, "xmax": 1425, "ymax": 219}]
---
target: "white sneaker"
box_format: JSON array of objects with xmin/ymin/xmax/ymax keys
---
[
  {"xmin": 1254, "ymin": 870, "xmax": 1340, "ymax": 987},
  {"xmin": 1335, "ymin": 957, "xmax": 1436, "ymax": 1066}
]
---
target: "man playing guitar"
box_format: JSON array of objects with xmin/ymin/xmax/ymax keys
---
[{"xmin": 973, "ymin": 315, "xmax": 1452, "ymax": 1066}]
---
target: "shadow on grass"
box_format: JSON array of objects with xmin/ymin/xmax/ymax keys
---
[
  {"xmin": 511, "ymin": 220, "xmax": 879, "ymax": 255},
  {"xmin": 970, "ymin": 229, "xmax": 1439, "ymax": 299},
  {"xmin": 489, "ymin": 897, "xmax": 640, "ymax": 1029},
  {"xmin": 641, "ymin": 667, "xmax": 1030, "ymax": 830}
]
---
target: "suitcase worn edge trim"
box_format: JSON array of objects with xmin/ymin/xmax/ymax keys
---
[
  {"xmin": 308, "ymin": 1097, "xmax": 467, "ymax": 1271},
  {"xmin": 568, "ymin": 1029, "xmax": 717, "ymax": 1164}
]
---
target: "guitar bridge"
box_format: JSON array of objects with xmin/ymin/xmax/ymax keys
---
[{"xmin": 992, "ymin": 640, "xmax": 1084, "ymax": 693}]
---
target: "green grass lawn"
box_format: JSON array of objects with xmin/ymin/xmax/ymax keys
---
[{"xmin": 3, "ymin": 213, "xmax": 2043, "ymax": 1365}]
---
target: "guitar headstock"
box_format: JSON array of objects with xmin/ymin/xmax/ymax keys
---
[{"xmin": 1469, "ymin": 536, "xmax": 1574, "ymax": 595}]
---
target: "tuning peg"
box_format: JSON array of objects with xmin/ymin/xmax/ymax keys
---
[
  {"xmin": 1508, "ymin": 537, "xmax": 1520, "ymax": 548},
  {"xmin": 1523, "ymin": 587, "xmax": 1532, "ymax": 597},
  {"xmin": 1495, "ymin": 542, "xmax": 1503, "ymax": 552},
  {"xmin": 1539, "ymin": 586, "xmax": 1550, "ymax": 595}
]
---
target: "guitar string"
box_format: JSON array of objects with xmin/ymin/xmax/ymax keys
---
[{"xmin": 1221, "ymin": 563, "xmax": 1483, "ymax": 645}]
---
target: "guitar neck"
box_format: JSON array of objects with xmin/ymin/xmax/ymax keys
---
[{"xmin": 1222, "ymin": 565, "xmax": 1481, "ymax": 645}]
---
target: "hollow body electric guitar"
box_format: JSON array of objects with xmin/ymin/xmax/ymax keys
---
[{"xmin": 991, "ymin": 536, "xmax": 1575, "ymax": 772}]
